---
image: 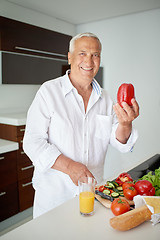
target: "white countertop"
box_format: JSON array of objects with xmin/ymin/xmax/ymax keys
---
[
  {"xmin": 0, "ymin": 197, "xmax": 159, "ymax": 240},
  {"xmin": 0, "ymin": 112, "xmax": 26, "ymax": 126},
  {"xmin": 0, "ymin": 139, "xmax": 19, "ymax": 154}
]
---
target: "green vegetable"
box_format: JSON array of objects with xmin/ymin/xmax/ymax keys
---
[
  {"xmin": 140, "ymin": 167, "xmax": 160, "ymax": 196},
  {"xmin": 103, "ymin": 189, "xmax": 110, "ymax": 195},
  {"xmin": 111, "ymin": 192, "xmax": 119, "ymax": 198}
]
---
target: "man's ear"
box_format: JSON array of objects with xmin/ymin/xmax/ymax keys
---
[{"xmin": 68, "ymin": 52, "xmax": 71, "ymax": 65}]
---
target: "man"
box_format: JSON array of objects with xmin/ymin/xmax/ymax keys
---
[{"xmin": 23, "ymin": 32, "xmax": 139, "ymax": 218}]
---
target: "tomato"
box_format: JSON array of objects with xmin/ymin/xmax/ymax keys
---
[
  {"xmin": 135, "ymin": 180, "xmax": 155, "ymax": 196},
  {"xmin": 98, "ymin": 185, "xmax": 105, "ymax": 192},
  {"xmin": 111, "ymin": 198, "xmax": 130, "ymax": 216},
  {"xmin": 123, "ymin": 186, "xmax": 138, "ymax": 200},
  {"xmin": 122, "ymin": 182, "xmax": 135, "ymax": 190}
]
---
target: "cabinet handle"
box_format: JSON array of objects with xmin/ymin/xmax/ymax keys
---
[
  {"xmin": 0, "ymin": 156, "xmax": 5, "ymax": 160},
  {"xmin": 0, "ymin": 192, "xmax": 6, "ymax": 197},
  {"xmin": 22, "ymin": 182, "xmax": 32, "ymax": 187},
  {"xmin": 21, "ymin": 165, "xmax": 34, "ymax": 171},
  {"xmin": 21, "ymin": 151, "xmax": 25, "ymax": 155},
  {"xmin": 20, "ymin": 128, "xmax": 25, "ymax": 132},
  {"xmin": 15, "ymin": 46, "xmax": 67, "ymax": 58}
]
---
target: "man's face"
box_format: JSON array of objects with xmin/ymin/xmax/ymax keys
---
[{"xmin": 68, "ymin": 37, "xmax": 101, "ymax": 82}]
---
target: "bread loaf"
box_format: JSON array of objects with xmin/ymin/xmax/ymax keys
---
[{"xmin": 110, "ymin": 205, "xmax": 152, "ymax": 231}]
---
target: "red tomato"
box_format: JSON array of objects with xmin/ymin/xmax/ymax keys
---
[
  {"xmin": 135, "ymin": 180, "xmax": 155, "ymax": 196},
  {"xmin": 98, "ymin": 185, "xmax": 105, "ymax": 192},
  {"xmin": 122, "ymin": 182, "xmax": 135, "ymax": 190},
  {"xmin": 123, "ymin": 186, "xmax": 138, "ymax": 200},
  {"xmin": 111, "ymin": 198, "xmax": 130, "ymax": 216}
]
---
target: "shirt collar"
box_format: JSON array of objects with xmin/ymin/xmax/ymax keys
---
[
  {"xmin": 62, "ymin": 70, "xmax": 102, "ymax": 98},
  {"xmin": 62, "ymin": 70, "xmax": 74, "ymax": 96},
  {"xmin": 92, "ymin": 78, "xmax": 102, "ymax": 97}
]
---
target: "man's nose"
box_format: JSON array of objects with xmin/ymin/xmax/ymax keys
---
[{"xmin": 85, "ymin": 55, "xmax": 93, "ymax": 65}]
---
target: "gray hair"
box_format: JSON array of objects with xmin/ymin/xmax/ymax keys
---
[{"xmin": 69, "ymin": 32, "xmax": 102, "ymax": 53}]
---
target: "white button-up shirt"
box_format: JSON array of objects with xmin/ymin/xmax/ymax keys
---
[{"xmin": 23, "ymin": 71, "xmax": 138, "ymax": 218}]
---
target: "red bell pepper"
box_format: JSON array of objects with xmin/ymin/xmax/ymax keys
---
[
  {"xmin": 135, "ymin": 180, "xmax": 155, "ymax": 196},
  {"xmin": 117, "ymin": 83, "xmax": 135, "ymax": 107},
  {"xmin": 115, "ymin": 172, "xmax": 133, "ymax": 186}
]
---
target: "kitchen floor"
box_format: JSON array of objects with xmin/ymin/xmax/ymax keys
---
[{"xmin": 0, "ymin": 208, "xmax": 33, "ymax": 236}]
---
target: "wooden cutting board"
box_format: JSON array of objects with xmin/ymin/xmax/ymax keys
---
[{"xmin": 95, "ymin": 194, "xmax": 134, "ymax": 208}]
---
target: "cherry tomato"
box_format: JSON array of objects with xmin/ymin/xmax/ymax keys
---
[
  {"xmin": 123, "ymin": 186, "xmax": 138, "ymax": 200},
  {"xmin": 111, "ymin": 198, "xmax": 130, "ymax": 216},
  {"xmin": 122, "ymin": 182, "xmax": 135, "ymax": 190}
]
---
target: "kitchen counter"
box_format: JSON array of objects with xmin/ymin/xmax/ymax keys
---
[
  {"xmin": 0, "ymin": 112, "xmax": 26, "ymax": 126},
  {"xmin": 0, "ymin": 139, "xmax": 19, "ymax": 154},
  {"xmin": 0, "ymin": 196, "xmax": 159, "ymax": 240}
]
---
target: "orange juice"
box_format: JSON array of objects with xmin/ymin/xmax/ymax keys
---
[{"xmin": 79, "ymin": 191, "xmax": 95, "ymax": 214}]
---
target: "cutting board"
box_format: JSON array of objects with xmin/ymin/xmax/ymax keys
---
[{"xmin": 95, "ymin": 194, "xmax": 134, "ymax": 208}]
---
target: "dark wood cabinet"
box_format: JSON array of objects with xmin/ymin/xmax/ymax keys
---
[
  {"xmin": 0, "ymin": 16, "xmax": 72, "ymax": 84},
  {"xmin": 0, "ymin": 151, "xmax": 19, "ymax": 221},
  {"xmin": 0, "ymin": 16, "xmax": 72, "ymax": 58},
  {"xmin": 0, "ymin": 123, "xmax": 34, "ymax": 217}
]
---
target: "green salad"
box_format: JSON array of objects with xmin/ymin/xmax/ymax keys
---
[{"xmin": 140, "ymin": 167, "xmax": 160, "ymax": 196}]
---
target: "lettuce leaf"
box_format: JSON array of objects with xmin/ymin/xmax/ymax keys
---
[{"xmin": 140, "ymin": 167, "xmax": 160, "ymax": 196}]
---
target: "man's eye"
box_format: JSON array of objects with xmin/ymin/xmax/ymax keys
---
[
  {"xmin": 79, "ymin": 52, "xmax": 85, "ymax": 56},
  {"xmin": 93, "ymin": 53, "xmax": 100, "ymax": 57}
]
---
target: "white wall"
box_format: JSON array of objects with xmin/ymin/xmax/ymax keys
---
[
  {"xmin": 76, "ymin": 9, "xmax": 160, "ymax": 179},
  {"xmin": 0, "ymin": 0, "xmax": 76, "ymax": 113},
  {"xmin": 0, "ymin": 0, "xmax": 75, "ymax": 35}
]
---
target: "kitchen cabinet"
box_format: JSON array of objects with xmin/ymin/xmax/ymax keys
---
[
  {"xmin": 0, "ymin": 16, "xmax": 72, "ymax": 58},
  {"xmin": 0, "ymin": 123, "xmax": 34, "ymax": 214},
  {"xmin": 0, "ymin": 16, "xmax": 72, "ymax": 84},
  {"xmin": 0, "ymin": 151, "xmax": 19, "ymax": 221}
]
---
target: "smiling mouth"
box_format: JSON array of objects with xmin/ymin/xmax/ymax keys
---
[{"xmin": 81, "ymin": 67, "xmax": 93, "ymax": 71}]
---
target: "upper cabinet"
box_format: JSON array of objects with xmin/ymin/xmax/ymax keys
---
[
  {"xmin": 0, "ymin": 16, "xmax": 72, "ymax": 59},
  {"xmin": 0, "ymin": 17, "xmax": 72, "ymax": 84}
]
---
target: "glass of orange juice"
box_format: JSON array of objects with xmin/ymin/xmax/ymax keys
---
[{"xmin": 78, "ymin": 177, "xmax": 96, "ymax": 216}]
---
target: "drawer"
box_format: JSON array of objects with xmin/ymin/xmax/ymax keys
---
[
  {"xmin": 18, "ymin": 177, "xmax": 34, "ymax": 212},
  {"xmin": 0, "ymin": 151, "xmax": 18, "ymax": 188},
  {"xmin": 0, "ymin": 124, "xmax": 25, "ymax": 141},
  {"xmin": 17, "ymin": 149, "xmax": 31, "ymax": 165},
  {"xmin": 17, "ymin": 162, "xmax": 34, "ymax": 181},
  {"xmin": 16, "ymin": 125, "xmax": 26, "ymax": 137},
  {"xmin": 0, "ymin": 183, "xmax": 19, "ymax": 221}
]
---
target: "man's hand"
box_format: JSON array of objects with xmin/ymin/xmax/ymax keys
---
[
  {"xmin": 113, "ymin": 98, "xmax": 139, "ymax": 143},
  {"xmin": 68, "ymin": 161, "xmax": 95, "ymax": 186},
  {"xmin": 52, "ymin": 154, "xmax": 94, "ymax": 186}
]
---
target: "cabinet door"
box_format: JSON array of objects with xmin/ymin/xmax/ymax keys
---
[
  {"xmin": 0, "ymin": 183, "xmax": 19, "ymax": 221},
  {"xmin": 18, "ymin": 177, "xmax": 34, "ymax": 212},
  {"xmin": 0, "ymin": 16, "xmax": 71, "ymax": 57},
  {"xmin": 0, "ymin": 151, "xmax": 18, "ymax": 188},
  {"xmin": 2, "ymin": 52, "xmax": 68, "ymax": 84}
]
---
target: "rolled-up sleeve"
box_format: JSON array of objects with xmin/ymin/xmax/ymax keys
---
[
  {"xmin": 110, "ymin": 122, "xmax": 138, "ymax": 153},
  {"xmin": 23, "ymin": 89, "xmax": 61, "ymax": 173}
]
